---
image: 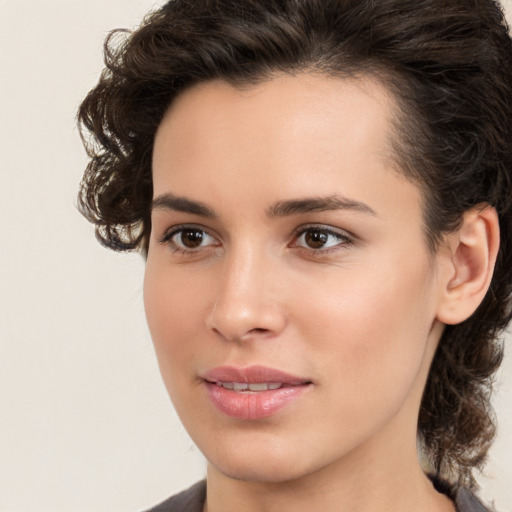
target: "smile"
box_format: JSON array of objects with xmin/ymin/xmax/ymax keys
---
[
  {"xmin": 209, "ymin": 381, "xmax": 285, "ymax": 391},
  {"xmin": 202, "ymin": 366, "xmax": 312, "ymax": 420}
]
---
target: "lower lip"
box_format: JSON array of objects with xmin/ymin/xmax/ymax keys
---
[{"xmin": 205, "ymin": 382, "xmax": 310, "ymax": 420}]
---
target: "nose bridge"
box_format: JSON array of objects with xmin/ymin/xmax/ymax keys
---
[{"xmin": 207, "ymin": 239, "xmax": 285, "ymax": 341}]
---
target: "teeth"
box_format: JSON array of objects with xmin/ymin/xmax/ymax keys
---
[
  {"xmin": 247, "ymin": 383, "xmax": 269, "ymax": 392},
  {"xmin": 217, "ymin": 382, "xmax": 283, "ymax": 391}
]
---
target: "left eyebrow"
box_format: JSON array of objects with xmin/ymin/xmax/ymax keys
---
[
  {"xmin": 151, "ymin": 193, "xmax": 217, "ymax": 218},
  {"xmin": 266, "ymin": 195, "xmax": 377, "ymax": 218}
]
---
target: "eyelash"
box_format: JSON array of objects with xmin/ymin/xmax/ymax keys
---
[
  {"xmin": 159, "ymin": 224, "xmax": 219, "ymax": 255},
  {"xmin": 158, "ymin": 224, "xmax": 354, "ymax": 256},
  {"xmin": 290, "ymin": 224, "xmax": 354, "ymax": 254}
]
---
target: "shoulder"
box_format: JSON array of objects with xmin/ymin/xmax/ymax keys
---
[
  {"xmin": 140, "ymin": 478, "xmax": 492, "ymax": 512},
  {"xmin": 142, "ymin": 481, "xmax": 206, "ymax": 512},
  {"xmin": 455, "ymin": 487, "xmax": 491, "ymax": 512},
  {"xmin": 430, "ymin": 475, "xmax": 491, "ymax": 512}
]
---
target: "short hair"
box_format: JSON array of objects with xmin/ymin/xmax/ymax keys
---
[{"xmin": 78, "ymin": 0, "xmax": 512, "ymax": 487}]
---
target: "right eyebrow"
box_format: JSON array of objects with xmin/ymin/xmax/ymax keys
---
[
  {"xmin": 266, "ymin": 194, "xmax": 377, "ymax": 218},
  {"xmin": 151, "ymin": 193, "xmax": 217, "ymax": 218}
]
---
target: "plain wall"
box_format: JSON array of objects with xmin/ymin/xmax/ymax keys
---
[{"xmin": 0, "ymin": 1, "xmax": 510, "ymax": 511}]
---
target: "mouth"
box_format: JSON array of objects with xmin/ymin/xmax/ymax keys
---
[
  {"xmin": 202, "ymin": 364, "xmax": 310, "ymax": 386},
  {"xmin": 202, "ymin": 365, "xmax": 312, "ymax": 420},
  {"xmin": 207, "ymin": 381, "xmax": 287, "ymax": 392}
]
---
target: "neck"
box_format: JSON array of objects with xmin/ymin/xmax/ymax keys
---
[{"xmin": 204, "ymin": 436, "xmax": 455, "ymax": 512}]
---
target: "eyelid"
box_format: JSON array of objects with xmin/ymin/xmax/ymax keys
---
[
  {"xmin": 157, "ymin": 222, "xmax": 354, "ymax": 254},
  {"xmin": 158, "ymin": 223, "xmax": 220, "ymax": 249},
  {"xmin": 290, "ymin": 224, "xmax": 355, "ymax": 251}
]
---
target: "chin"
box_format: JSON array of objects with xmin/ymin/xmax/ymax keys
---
[
  {"xmin": 211, "ymin": 458, "xmax": 313, "ymax": 484},
  {"xmin": 202, "ymin": 435, "xmax": 336, "ymax": 485}
]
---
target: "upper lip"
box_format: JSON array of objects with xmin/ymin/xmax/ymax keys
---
[{"xmin": 202, "ymin": 365, "xmax": 310, "ymax": 385}]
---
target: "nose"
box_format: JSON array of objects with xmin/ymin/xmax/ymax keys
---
[{"xmin": 206, "ymin": 246, "xmax": 287, "ymax": 342}]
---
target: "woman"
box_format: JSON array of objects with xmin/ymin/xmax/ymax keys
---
[{"xmin": 78, "ymin": 1, "xmax": 512, "ymax": 511}]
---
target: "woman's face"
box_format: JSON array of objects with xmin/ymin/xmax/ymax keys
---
[{"xmin": 145, "ymin": 74, "xmax": 447, "ymax": 483}]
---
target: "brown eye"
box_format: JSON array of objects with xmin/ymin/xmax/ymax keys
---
[
  {"xmin": 164, "ymin": 227, "xmax": 218, "ymax": 251},
  {"xmin": 304, "ymin": 229, "xmax": 329, "ymax": 249},
  {"xmin": 294, "ymin": 226, "xmax": 352, "ymax": 251},
  {"xmin": 180, "ymin": 229, "xmax": 205, "ymax": 248}
]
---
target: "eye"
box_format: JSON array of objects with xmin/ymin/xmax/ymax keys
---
[
  {"xmin": 160, "ymin": 226, "xmax": 219, "ymax": 252},
  {"xmin": 292, "ymin": 226, "xmax": 352, "ymax": 251}
]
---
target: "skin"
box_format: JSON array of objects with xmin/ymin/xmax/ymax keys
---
[{"xmin": 144, "ymin": 73, "xmax": 462, "ymax": 512}]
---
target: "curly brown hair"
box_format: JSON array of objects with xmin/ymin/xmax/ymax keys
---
[{"xmin": 78, "ymin": 0, "xmax": 512, "ymax": 488}]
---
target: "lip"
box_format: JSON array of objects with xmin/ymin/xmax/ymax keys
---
[
  {"xmin": 203, "ymin": 365, "xmax": 309, "ymax": 385},
  {"xmin": 202, "ymin": 365, "xmax": 312, "ymax": 420}
]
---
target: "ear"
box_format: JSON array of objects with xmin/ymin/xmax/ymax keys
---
[{"xmin": 436, "ymin": 205, "xmax": 500, "ymax": 325}]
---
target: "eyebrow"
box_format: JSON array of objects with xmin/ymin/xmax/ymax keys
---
[
  {"xmin": 151, "ymin": 193, "xmax": 216, "ymax": 218},
  {"xmin": 266, "ymin": 195, "xmax": 377, "ymax": 218},
  {"xmin": 151, "ymin": 193, "xmax": 376, "ymax": 218}
]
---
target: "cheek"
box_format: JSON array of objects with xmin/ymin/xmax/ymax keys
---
[
  {"xmin": 143, "ymin": 263, "xmax": 208, "ymax": 379},
  {"xmin": 298, "ymin": 258, "xmax": 436, "ymax": 405}
]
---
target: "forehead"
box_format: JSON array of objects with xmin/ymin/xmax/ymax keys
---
[
  {"xmin": 154, "ymin": 74, "xmax": 400, "ymax": 177},
  {"xmin": 157, "ymin": 73, "xmax": 398, "ymax": 152},
  {"xmin": 152, "ymin": 73, "xmax": 422, "ymax": 226}
]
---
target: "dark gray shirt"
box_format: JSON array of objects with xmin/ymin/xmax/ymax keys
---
[{"xmin": 144, "ymin": 480, "xmax": 490, "ymax": 512}]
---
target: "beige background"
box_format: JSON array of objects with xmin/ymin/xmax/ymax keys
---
[{"xmin": 0, "ymin": 1, "xmax": 510, "ymax": 510}]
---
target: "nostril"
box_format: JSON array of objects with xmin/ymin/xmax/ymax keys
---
[{"xmin": 250, "ymin": 328, "xmax": 269, "ymax": 334}]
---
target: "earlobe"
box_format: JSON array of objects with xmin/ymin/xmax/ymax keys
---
[{"xmin": 436, "ymin": 205, "xmax": 500, "ymax": 325}]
